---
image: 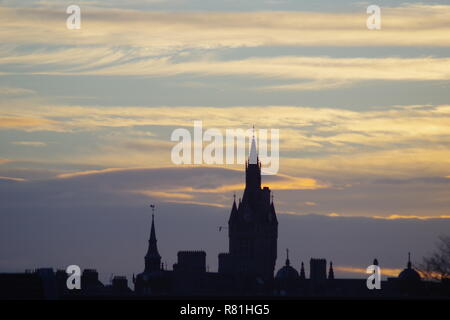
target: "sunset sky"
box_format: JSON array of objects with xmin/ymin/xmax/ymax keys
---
[{"xmin": 1, "ymin": 0, "xmax": 450, "ymax": 279}]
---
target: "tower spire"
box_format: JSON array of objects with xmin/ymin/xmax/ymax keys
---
[
  {"xmin": 245, "ymin": 126, "xmax": 261, "ymax": 190},
  {"xmin": 145, "ymin": 204, "xmax": 161, "ymax": 273},
  {"xmin": 285, "ymin": 248, "xmax": 290, "ymax": 266},
  {"xmin": 407, "ymin": 252, "xmax": 412, "ymax": 269},
  {"xmin": 328, "ymin": 261, "xmax": 335, "ymax": 280},
  {"xmin": 299, "ymin": 262, "xmax": 306, "ymax": 280},
  {"xmin": 249, "ymin": 131, "xmax": 258, "ymax": 165}
]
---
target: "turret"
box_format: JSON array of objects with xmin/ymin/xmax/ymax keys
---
[{"xmin": 299, "ymin": 262, "xmax": 306, "ymax": 280}]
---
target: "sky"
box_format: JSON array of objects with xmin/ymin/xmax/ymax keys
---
[{"xmin": 1, "ymin": 0, "xmax": 450, "ymax": 281}]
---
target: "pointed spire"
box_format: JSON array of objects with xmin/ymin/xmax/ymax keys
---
[
  {"xmin": 299, "ymin": 262, "xmax": 306, "ymax": 280},
  {"xmin": 328, "ymin": 261, "xmax": 335, "ymax": 280},
  {"xmin": 229, "ymin": 194, "xmax": 239, "ymax": 224},
  {"xmin": 269, "ymin": 197, "xmax": 278, "ymax": 224},
  {"xmin": 285, "ymin": 248, "xmax": 290, "ymax": 266},
  {"xmin": 249, "ymin": 132, "xmax": 258, "ymax": 165},
  {"xmin": 145, "ymin": 204, "xmax": 161, "ymax": 273},
  {"xmin": 245, "ymin": 126, "xmax": 261, "ymax": 190},
  {"xmin": 150, "ymin": 213, "xmax": 157, "ymax": 244}
]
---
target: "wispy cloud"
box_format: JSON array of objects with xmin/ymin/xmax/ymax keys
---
[
  {"xmin": 2, "ymin": 5, "xmax": 450, "ymax": 49},
  {"xmin": 0, "ymin": 116, "xmax": 60, "ymax": 131},
  {"xmin": 335, "ymin": 266, "xmax": 403, "ymax": 278},
  {"xmin": 11, "ymin": 141, "xmax": 47, "ymax": 147},
  {"xmin": 3, "ymin": 102, "xmax": 450, "ymax": 178},
  {"xmin": 0, "ymin": 87, "xmax": 35, "ymax": 95},
  {"xmin": 0, "ymin": 176, "xmax": 27, "ymax": 182},
  {"xmin": 6, "ymin": 53, "xmax": 450, "ymax": 89},
  {"xmin": 2, "ymin": 5, "xmax": 450, "ymax": 90}
]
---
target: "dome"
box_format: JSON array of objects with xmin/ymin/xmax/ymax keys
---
[
  {"xmin": 276, "ymin": 265, "xmax": 299, "ymax": 279},
  {"xmin": 398, "ymin": 268, "xmax": 421, "ymax": 282},
  {"xmin": 398, "ymin": 253, "xmax": 421, "ymax": 282},
  {"xmin": 276, "ymin": 249, "xmax": 299, "ymax": 280}
]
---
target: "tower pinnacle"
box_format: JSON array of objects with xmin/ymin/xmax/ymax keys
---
[
  {"xmin": 249, "ymin": 133, "xmax": 258, "ymax": 165},
  {"xmin": 145, "ymin": 204, "xmax": 161, "ymax": 273},
  {"xmin": 285, "ymin": 248, "xmax": 290, "ymax": 266},
  {"xmin": 328, "ymin": 261, "xmax": 335, "ymax": 280}
]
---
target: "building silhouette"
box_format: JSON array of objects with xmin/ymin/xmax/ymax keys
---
[
  {"xmin": 1, "ymin": 135, "xmax": 450, "ymax": 298},
  {"xmin": 128, "ymin": 135, "xmax": 449, "ymax": 298},
  {"xmin": 218, "ymin": 135, "xmax": 278, "ymax": 286}
]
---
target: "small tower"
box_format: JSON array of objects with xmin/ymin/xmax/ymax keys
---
[
  {"xmin": 299, "ymin": 262, "xmax": 306, "ymax": 280},
  {"xmin": 226, "ymin": 131, "xmax": 278, "ymax": 284},
  {"xmin": 328, "ymin": 261, "xmax": 335, "ymax": 280},
  {"xmin": 144, "ymin": 205, "xmax": 161, "ymax": 273}
]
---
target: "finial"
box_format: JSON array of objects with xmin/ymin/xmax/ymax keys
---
[
  {"xmin": 285, "ymin": 248, "xmax": 290, "ymax": 266},
  {"xmin": 252, "ymin": 124, "xmax": 255, "ymax": 138},
  {"xmin": 233, "ymin": 193, "xmax": 236, "ymax": 201},
  {"xmin": 408, "ymin": 252, "xmax": 412, "ymax": 268},
  {"xmin": 150, "ymin": 204, "xmax": 155, "ymax": 219}
]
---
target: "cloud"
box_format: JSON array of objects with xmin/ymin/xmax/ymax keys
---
[
  {"xmin": 0, "ymin": 176, "xmax": 27, "ymax": 182},
  {"xmin": 2, "ymin": 163, "xmax": 450, "ymax": 220},
  {"xmin": 2, "ymin": 4, "xmax": 450, "ymax": 90},
  {"xmin": 2, "ymin": 5, "xmax": 450, "ymax": 50},
  {"xmin": 11, "ymin": 141, "xmax": 47, "ymax": 147},
  {"xmin": 7, "ymin": 52, "xmax": 450, "ymax": 88},
  {"xmin": 373, "ymin": 214, "xmax": 450, "ymax": 220},
  {"xmin": 335, "ymin": 266, "xmax": 403, "ymax": 278},
  {"xmin": 3, "ymin": 102, "xmax": 450, "ymax": 182},
  {"xmin": 0, "ymin": 116, "xmax": 60, "ymax": 131},
  {"xmin": 261, "ymin": 80, "xmax": 355, "ymax": 91},
  {"xmin": 0, "ymin": 87, "xmax": 35, "ymax": 96},
  {"xmin": 76, "ymin": 56, "xmax": 450, "ymax": 84}
]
